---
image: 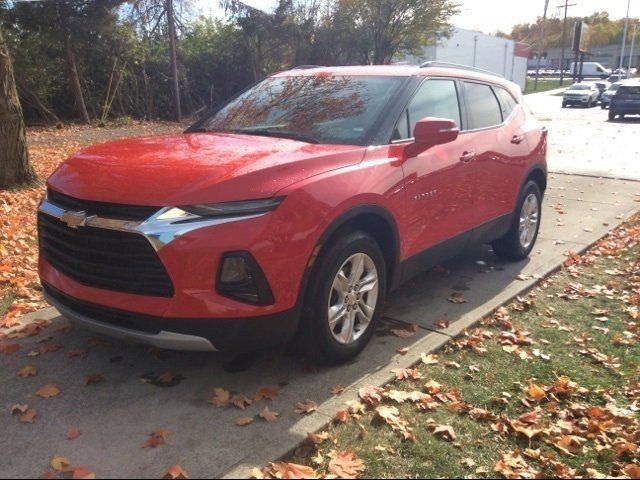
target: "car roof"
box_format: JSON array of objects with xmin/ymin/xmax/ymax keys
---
[{"xmin": 271, "ymin": 65, "xmax": 521, "ymax": 98}]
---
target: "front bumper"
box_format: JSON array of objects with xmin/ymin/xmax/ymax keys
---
[
  {"xmin": 44, "ymin": 283, "xmax": 299, "ymax": 352},
  {"xmin": 563, "ymin": 97, "xmax": 591, "ymax": 105}
]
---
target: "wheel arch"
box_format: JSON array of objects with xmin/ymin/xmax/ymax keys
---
[
  {"xmin": 524, "ymin": 164, "xmax": 547, "ymax": 194},
  {"xmin": 302, "ymin": 205, "xmax": 401, "ymax": 297}
]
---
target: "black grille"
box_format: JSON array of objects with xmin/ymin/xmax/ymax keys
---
[
  {"xmin": 47, "ymin": 188, "xmax": 161, "ymax": 221},
  {"xmin": 38, "ymin": 213, "xmax": 174, "ymax": 297}
]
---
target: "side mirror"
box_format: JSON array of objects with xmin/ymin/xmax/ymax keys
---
[{"xmin": 408, "ymin": 117, "xmax": 459, "ymax": 157}]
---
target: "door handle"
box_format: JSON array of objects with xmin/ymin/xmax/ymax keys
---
[
  {"xmin": 459, "ymin": 151, "xmax": 476, "ymax": 163},
  {"xmin": 511, "ymin": 134, "xmax": 525, "ymax": 145}
]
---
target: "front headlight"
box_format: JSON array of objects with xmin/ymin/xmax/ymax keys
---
[{"xmin": 157, "ymin": 197, "xmax": 285, "ymax": 222}]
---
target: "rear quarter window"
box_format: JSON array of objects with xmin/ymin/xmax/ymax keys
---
[
  {"xmin": 464, "ymin": 82, "xmax": 503, "ymax": 130},
  {"xmin": 495, "ymin": 87, "xmax": 518, "ymax": 120},
  {"xmin": 618, "ymin": 86, "xmax": 640, "ymax": 95}
]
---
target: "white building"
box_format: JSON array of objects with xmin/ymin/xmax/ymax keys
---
[{"xmin": 399, "ymin": 29, "xmax": 530, "ymax": 90}]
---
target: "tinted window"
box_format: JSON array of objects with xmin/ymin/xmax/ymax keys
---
[
  {"xmin": 618, "ymin": 86, "xmax": 640, "ymax": 96},
  {"xmin": 495, "ymin": 88, "xmax": 518, "ymax": 120},
  {"xmin": 464, "ymin": 82, "xmax": 503, "ymax": 129},
  {"xmin": 200, "ymin": 75, "xmax": 406, "ymax": 145},
  {"xmin": 393, "ymin": 79, "xmax": 461, "ymax": 140}
]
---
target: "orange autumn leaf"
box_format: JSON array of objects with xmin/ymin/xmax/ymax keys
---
[
  {"xmin": 84, "ymin": 374, "xmax": 105, "ymax": 386},
  {"xmin": 51, "ymin": 457, "xmax": 73, "ymax": 472},
  {"xmin": 37, "ymin": 384, "xmax": 60, "ymax": 398},
  {"xmin": 17, "ymin": 365, "xmax": 37, "ymax": 377},
  {"xmin": 253, "ymin": 387, "xmax": 280, "ymax": 402},
  {"xmin": 328, "ymin": 450, "xmax": 365, "ymax": 479},
  {"xmin": 163, "ymin": 465, "xmax": 189, "ymax": 479},
  {"xmin": 527, "ymin": 382, "xmax": 546, "ymax": 402},
  {"xmin": 72, "ymin": 467, "xmax": 95, "ymax": 479},
  {"xmin": 67, "ymin": 428, "xmax": 82, "ymax": 440},
  {"xmin": 20, "ymin": 408, "xmax": 37, "ymax": 424},
  {"xmin": 235, "ymin": 416, "xmax": 254, "ymax": 427},
  {"xmin": 141, "ymin": 429, "xmax": 169, "ymax": 448},
  {"xmin": 269, "ymin": 462, "xmax": 317, "ymax": 479}
]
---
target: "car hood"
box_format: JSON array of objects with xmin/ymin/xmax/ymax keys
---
[{"xmin": 47, "ymin": 132, "xmax": 365, "ymax": 206}]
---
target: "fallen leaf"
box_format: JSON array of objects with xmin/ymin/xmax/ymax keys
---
[
  {"xmin": 141, "ymin": 429, "xmax": 169, "ymax": 448},
  {"xmin": 210, "ymin": 388, "xmax": 231, "ymax": 408},
  {"xmin": 67, "ymin": 428, "xmax": 82, "ymax": 440},
  {"xmin": 328, "ymin": 450, "xmax": 365, "ymax": 479},
  {"xmin": 163, "ymin": 465, "xmax": 189, "ymax": 479},
  {"xmin": 20, "ymin": 408, "xmax": 37, "ymax": 424},
  {"xmin": 51, "ymin": 457, "xmax": 73, "ymax": 472},
  {"xmin": 235, "ymin": 416, "xmax": 254, "ymax": 427},
  {"xmin": 84, "ymin": 374, "xmax": 105, "ymax": 386},
  {"xmin": 37, "ymin": 384, "xmax": 60, "ymax": 398},
  {"xmin": 17, "ymin": 365, "xmax": 37, "ymax": 377},
  {"xmin": 259, "ymin": 407, "xmax": 279, "ymax": 423},
  {"xmin": 295, "ymin": 399, "xmax": 318, "ymax": 415}
]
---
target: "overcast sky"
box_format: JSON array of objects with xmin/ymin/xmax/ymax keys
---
[{"xmin": 196, "ymin": 0, "xmax": 638, "ymax": 34}]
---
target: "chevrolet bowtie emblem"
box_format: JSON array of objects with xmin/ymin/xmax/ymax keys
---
[{"xmin": 60, "ymin": 210, "xmax": 90, "ymax": 229}]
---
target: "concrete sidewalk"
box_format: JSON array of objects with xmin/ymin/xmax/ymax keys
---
[{"xmin": 1, "ymin": 174, "xmax": 639, "ymax": 479}]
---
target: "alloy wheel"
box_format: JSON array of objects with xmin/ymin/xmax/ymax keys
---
[
  {"xmin": 519, "ymin": 193, "xmax": 539, "ymax": 249},
  {"xmin": 327, "ymin": 253, "xmax": 379, "ymax": 345}
]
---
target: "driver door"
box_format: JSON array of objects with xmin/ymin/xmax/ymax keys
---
[{"xmin": 396, "ymin": 78, "xmax": 477, "ymax": 265}]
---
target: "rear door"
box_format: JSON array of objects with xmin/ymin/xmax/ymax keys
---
[{"xmin": 460, "ymin": 81, "xmax": 528, "ymax": 230}]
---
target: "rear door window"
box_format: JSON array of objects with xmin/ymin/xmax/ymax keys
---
[
  {"xmin": 464, "ymin": 82, "xmax": 503, "ymax": 130},
  {"xmin": 392, "ymin": 79, "xmax": 462, "ymax": 141}
]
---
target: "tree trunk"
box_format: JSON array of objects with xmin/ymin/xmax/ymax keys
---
[
  {"xmin": 0, "ymin": 26, "xmax": 37, "ymax": 189},
  {"xmin": 57, "ymin": 4, "xmax": 90, "ymax": 124},
  {"xmin": 166, "ymin": 0, "xmax": 181, "ymax": 121},
  {"xmin": 63, "ymin": 31, "xmax": 90, "ymax": 124}
]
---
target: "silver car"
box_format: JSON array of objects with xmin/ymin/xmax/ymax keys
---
[{"xmin": 562, "ymin": 83, "xmax": 600, "ymax": 108}]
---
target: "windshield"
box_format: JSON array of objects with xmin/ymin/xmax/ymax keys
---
[
  {"xmin": 608, "ymin": 84, "xmax": 621, "ymax": 91},
  {"xmin": 198, "ymin": 75, "xmax": 406, "ymax": 145},
  {"xmin": 569, "ymin": 85, "xmax": 591, "ymax": 91}
]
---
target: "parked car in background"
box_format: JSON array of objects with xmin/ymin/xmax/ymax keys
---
[
  {"xmin": 38, "ymin": 63, "xmax": 547, "ymax": 363},
  {"xmin": 601, "ymin": 82, "xmax": 622, "ymax": 108},
  {"xmin": 609, "ymin": 73, "xmax": 630, "ymax": 83},
  {"xmin": 562, "ymin": 83, "xmax": 600, "ymax": 108},
  {"xmin": 609, "ymin": 83, "xmax": 640, "ymax": 121}
]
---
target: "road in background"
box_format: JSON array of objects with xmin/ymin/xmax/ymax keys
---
[{"xmin": 526, "ymin": 88, "xmax": 640, "ymax": 180}]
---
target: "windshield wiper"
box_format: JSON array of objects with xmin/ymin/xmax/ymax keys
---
[{"xmin": 231, "ymin": 128, "xmax": 320, "ymax": 144}]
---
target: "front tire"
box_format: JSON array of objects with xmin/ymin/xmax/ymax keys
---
[
  {"xmin": 609, "ymin": 111, "xmax": 616, "ymax": 121},
  {"xmin": 299, "ymin": 230, "xmax": 386, "ymax": 364},
  {"xmin": 492, "ymin": 181, "xmax": 542, "ymax": 261}
]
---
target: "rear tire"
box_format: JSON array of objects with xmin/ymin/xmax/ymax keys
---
[
  {"xmin": 298, "ymin": 230, "xmax": 386, "ymax": 364},
  {"xmin": 492, "ymin": 181, "xmax": 542, "ymax": 261}
]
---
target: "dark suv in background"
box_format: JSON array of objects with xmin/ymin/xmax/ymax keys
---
[{"xmin": 609, "ymin": 84, "xmax": 640, "ymax": 121}]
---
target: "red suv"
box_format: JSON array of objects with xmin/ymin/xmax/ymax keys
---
[{"xmin": 39, "ymin": 64, "xmax": 547, "ymax": 363}]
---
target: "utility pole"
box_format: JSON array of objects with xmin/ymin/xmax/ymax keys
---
[
  {"xmin": 166, "ymin": 0, "xmax": 182, "ymax": 122},
  {"xmin": 534, "ymin": 0, "xmax": 551, "ymax": 91},
  {"xmin": 629, "ymin": 22, "xmax": 637, "ymax": 73},
  {"xmin": 558, "ymin": 0, "xmax": 577, "ymax": 86},
  {"xmin": 618, "ymin": 0, "xmax": 631, "ymax": 76}
]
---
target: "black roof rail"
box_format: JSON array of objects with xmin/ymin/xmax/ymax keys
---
[
  {"xmin": 420, "ymin": 61, "xmax": 504, "ymax": 78},
  {"xmin": 292, "ymin": 65, "xmax": 325, "ymax": 70}
]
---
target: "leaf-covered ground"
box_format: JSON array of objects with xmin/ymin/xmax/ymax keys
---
[
  {"xmin": 0, "ymin": 122, "xmax": 181, "ymax": 328},
  {"xmin": 261, "ymin": 217, "xmax": 640, "ymax": 479}
]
